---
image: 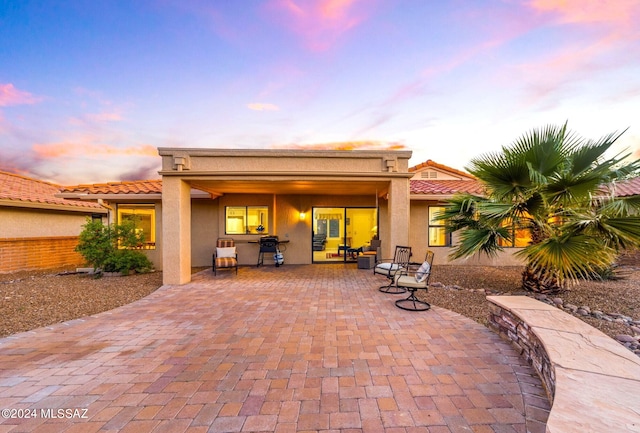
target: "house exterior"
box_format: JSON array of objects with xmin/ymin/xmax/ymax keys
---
[
  {"xmin": 57, "ymin": 149, "xmax": 527, "ymax": 285},
  {"xmin": 10, "ymin": 148, "xmax": 639, "ymax": 282},
  {"xmin": 0, "ymin": 171, "xmax": 107, "ymax": 273}
]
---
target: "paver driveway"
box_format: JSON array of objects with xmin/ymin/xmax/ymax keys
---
[{"xmin": 0, "ymin": 265, "xmax": 549, "ymax": 432}]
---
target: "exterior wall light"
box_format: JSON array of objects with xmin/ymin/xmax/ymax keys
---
[{"xmin": 299, "ymin": 212, "xmax": 306, "ymax": 221}]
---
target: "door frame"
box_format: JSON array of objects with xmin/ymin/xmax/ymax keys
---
[{"xmin": 311, "ymin": 206, "xmax": 378, "ymax": 263}]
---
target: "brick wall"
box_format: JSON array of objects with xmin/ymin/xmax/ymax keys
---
[{"xmin": 0, "ymin": 236, "xmax": 85, "ymax": 273}]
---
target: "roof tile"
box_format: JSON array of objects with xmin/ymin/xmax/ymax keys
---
[
  {"xmin": 608, "ymin": 178, "xmax": 640, "ymax": 197},
  {"xmin": 0, "ymin": 171, "xmax": 103, "ymax": 210},
  {"xmin": 410, "ymin": 179, "xmax": 484, "ymax": 195},
  {"xmin": 61, "ymin": 180, "xmax": 162, "ymax": 194}
]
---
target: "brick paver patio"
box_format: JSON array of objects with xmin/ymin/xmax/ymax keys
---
[{"xmin": 0, "ymin": 265, "xmax": 550, "ymax": 432}]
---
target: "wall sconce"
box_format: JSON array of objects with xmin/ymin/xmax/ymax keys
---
[{"xmin": 299, "ymin": 212, "xmax": 306, "ymax": 221}]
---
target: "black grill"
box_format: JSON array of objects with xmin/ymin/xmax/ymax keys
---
[
  {"xmin": 257, "ymin": 236, "xmax": 283, "ymax": 267},
  {"xmin": 258, "ymin": 236, "xmax": 279, "ymax": 253}
]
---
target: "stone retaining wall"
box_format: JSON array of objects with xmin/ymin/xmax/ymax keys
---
[{"xmin": 487, "ymin": 295, "xmax": 640, "ymax": 433}]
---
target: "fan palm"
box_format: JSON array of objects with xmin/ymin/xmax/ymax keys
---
[{"xmin": 440, "ymin": 123, "xmax": 640, "ymax": 293}]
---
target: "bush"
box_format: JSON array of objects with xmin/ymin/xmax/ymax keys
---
[
  {"xmin": 76, "ymin": 218, "xmax": 153, "ymax": 275},
  {"xmin": 103, "ymin": 249, "xmax": 153, "ymax": 274}
]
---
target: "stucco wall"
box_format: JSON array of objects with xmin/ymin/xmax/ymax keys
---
[
  {"xmin": 409, "ymin": 201, "xmax": 526, "ymax": 267},
  {"xmin": 0, "ymin": 206, "xmax": 98, "ymax": 273},
  {"xmin": 0, "ymin": 207, "xmax": 92, "ymax": 238},
  {"xmin": 191, "ymin": 193, "xmax": 381, "ymax": 266},
  {"xmin": 273, "ymin": 194, "xmax": 379, "ymax": 265},
  {"xmin": 191, "ymin": 198, "xmax": 219, "ymax": 267}
]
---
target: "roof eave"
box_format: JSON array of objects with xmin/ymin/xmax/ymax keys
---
[{"xmin": 0, "ymin": 199, "xmax": 107, "ymax": 213}]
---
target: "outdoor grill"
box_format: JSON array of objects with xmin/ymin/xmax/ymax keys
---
[{"xmin": 257, "ymin": 236, "xmax": 285, "ymax": 267}]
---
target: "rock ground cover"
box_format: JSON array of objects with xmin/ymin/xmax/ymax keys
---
[{"xmin": 1, "ymin": 265, "xmax": 639, "ymax": 355}]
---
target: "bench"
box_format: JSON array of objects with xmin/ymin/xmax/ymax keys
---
[{"xmin": 487, "ymin": 296, "xmax": 640, "ymax": 433}]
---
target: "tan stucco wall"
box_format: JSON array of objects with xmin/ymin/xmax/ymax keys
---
[
  {"xmin": 191, "ymin": 199, "xmax": 219, "ymax": 267},
  {"xmin": 0, "ymin": 207, "xmax": 93, "ymax": 238},
  {"xmin": 273, "ymin": 194, "xmax": 379, "ymax": 265},
  {"xmin": 409, "ymin": 201, "xmax": 525, "ymax": 267},
  {"xmin": 159, "ymin": 149, "xmax": 411, "ymax": 174},
  {"xmin": 189, "ymin": 193, "xmax": 381, "ymax": 267}
]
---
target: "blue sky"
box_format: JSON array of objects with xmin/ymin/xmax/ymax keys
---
[{"xmin": 1, "ymin": 0, "xmax": 639, "ymax": 184}]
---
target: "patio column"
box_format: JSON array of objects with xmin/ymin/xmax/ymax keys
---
[
  {"xmin": 385, "ymin": 178, "xmax": 410, "ymax": 258},
  {"xmin": 162, "ymin": 177, "xmax": 191, "ymax": 285}
]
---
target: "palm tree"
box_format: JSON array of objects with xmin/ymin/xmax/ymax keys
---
[{"xmin": 440, "ymin": 123, "xmax": 640, "ymax": 293}]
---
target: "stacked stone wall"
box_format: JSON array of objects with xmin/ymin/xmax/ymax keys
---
[{"xmin": 488, "ymin": 302, "xmax": 555, "ymax": 401}]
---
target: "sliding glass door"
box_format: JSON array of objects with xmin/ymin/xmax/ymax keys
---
[{"xmin": 312, "ymin": 207, "xmax": 378, "ymax": 263}]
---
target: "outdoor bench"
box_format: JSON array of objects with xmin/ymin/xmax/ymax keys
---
[{"xmin": 487, "ymin": 295, "xmax": 640, "ymax": 433}]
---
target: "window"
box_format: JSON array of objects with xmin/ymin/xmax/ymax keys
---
[
  {"xmin": 116, "ymin": 204, "xmax": 156, "ymax": 249},
  {"xmin": 428, "ymin": 206, "xmax": 450, "ymax": 246},
  {"xmin": 226, "ymin": 206, "xmax": 268, "ymax": 234},
  {"xmin": 498, "ymin": 218, "xmax": 532, "ymax": 247}
]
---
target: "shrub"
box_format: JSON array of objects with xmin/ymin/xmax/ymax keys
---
[
  {"xmin": 76, "ymin": 218, "xmax": 153, "ymax": 275},
  {"xmin": 103, "ymin": 249, "xmax": 153, "ymax": 274}
]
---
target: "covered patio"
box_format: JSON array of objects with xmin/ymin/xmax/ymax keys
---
[
  {"xmin": 0, "ymin": 266, "xmax": 549, "ymax": 432},
  {"xmin": 159, "ymin": 149, "xmax": 414, "ymax": 285}
]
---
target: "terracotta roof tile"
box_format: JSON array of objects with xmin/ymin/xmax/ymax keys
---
[
  {"xmin": 61, "ymin": 180, "xmax": 162, "ymax": 195},
  {"xmin": 602, "ymin": 177, "xmax": 640, "ymax": 198},
  {"xmin": 410, "ymin": 179, "xmax": 484, "ymax": 195},
  {"xmin": 408, "ymin": 160, "xmax": 475, "ymax": 179},
  {"xmin": 0, "ymin": 171, "xmax": 103, "ymax": 210}
]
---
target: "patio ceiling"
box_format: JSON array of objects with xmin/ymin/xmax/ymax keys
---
[{"xmin": 189, "ymin": 179, "xmax": 391, "ymax": 196}]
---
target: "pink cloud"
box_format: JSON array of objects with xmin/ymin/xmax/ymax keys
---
[
  {"xmin": 263, "ymin": 0, "xmax": 377, "ymax": 51},
  {"xmin": 272, "ymin": 140, "xmax": 406, "ymax": 151},
  {"xmin": 32, "ymin": 141, "xmax": 157, "ymax": 159},
  {"xmin": 86, "ymin": 111, "xmax": 123, "ymax": 122},
  {"xmin": 0, "ymin": 83, "xmax": 42, "ymax": 107},
  {"xmin": 528, "ymin": 0, "xmax": 639, "ymax": 27},
  {"xmin": 247, "ymin": 102, "xmax": 279, "ymax": 111}
]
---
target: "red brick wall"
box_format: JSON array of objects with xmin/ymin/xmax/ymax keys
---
[{"xmin": 0, "ymin": 236, "xmax": 85, "ymax": 273}]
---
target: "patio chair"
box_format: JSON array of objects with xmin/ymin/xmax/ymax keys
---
[
  {"xmin": 395, "ymin": 250, "xmax": 434, "ymax": 311},
  {"xmin": 373, "ymin": 245, "xmax": 412, "ymax": 294},
  {"xmin": 212, "ymin": 238, "xmax": 238, "ymax": 275},
  {"xmin": 362, "ymin": 239, "xmax": 381, "ymax": 262}
]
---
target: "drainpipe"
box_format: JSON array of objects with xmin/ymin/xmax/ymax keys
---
[{"xmin": 97, "ymin": 199, "xmax": 114, "ymax": 225}]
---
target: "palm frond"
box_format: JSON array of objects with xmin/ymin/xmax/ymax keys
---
[
  {"xmin": 516, "ymin": 235, "xmax": 615, "ymax": 284},
  {"xmin": 598, "ymin": 195, "xmax": 640, "ymax": 216},
  {"xmin": 448, "ymin": 226, "xmax": 510, "ymax": 260},
  {"xmin": 568, "ymin": 129, "xmax": 625, "ymax": 175}
]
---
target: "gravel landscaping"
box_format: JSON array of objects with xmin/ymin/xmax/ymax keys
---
[
  {"xmin": 1, "ymin": 264, "xmax": 639, "ymax": 355},
  {"xmin": 422, "ymin": 265, "xmax": 640, "ymax": 355}
]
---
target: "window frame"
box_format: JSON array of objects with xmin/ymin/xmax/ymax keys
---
[
  {"xmin": 116, "ymin": 204, "xmax": 156, "ymax": 250},
  {"xmin": 498, "ymin": 217, "xmax": 532, "ymax": 248},
  {"xmin": 225, "ymin": 205, "xmax": 269, "ymax": 235},
  {"xmin": 427, "ymin": 206, "xmax": 451, "ymax": 247}
]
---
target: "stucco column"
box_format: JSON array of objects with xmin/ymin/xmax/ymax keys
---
[
  {"xmin": 162, "ymin": 177, "xmax": 191, "ymax": 285},
  {"xmin": 385, "ymin": 178, "xmax": 410, "ymax": 258}
]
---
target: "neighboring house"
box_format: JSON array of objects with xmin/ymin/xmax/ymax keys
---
[{"xmin": 0, "ymin": 171, "xmax": 107, "ymax": 273}]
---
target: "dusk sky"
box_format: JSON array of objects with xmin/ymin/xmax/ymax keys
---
[{"xmin": 1, "ymin": 0, "xmax": 640, "ymax": 185}]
